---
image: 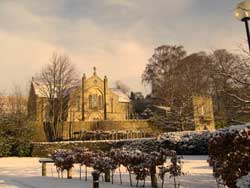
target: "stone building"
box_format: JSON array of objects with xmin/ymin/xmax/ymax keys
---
[
  {"xmin": 193, "ymin": 95, "xmax": 215, "ymax": 130},
  {"xmin": 27, "ymin": 67, "xmax": 214, "ymax": 142},
  {"xmin": 28, "ymin": 67, "xmax": 131, "ymax": 122}
]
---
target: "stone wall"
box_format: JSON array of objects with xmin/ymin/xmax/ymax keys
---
[
  {"xmin": 30, "ymin": 121, "xmax": 48, "ymax": 142},
  {"xmin": 31, "ymin": 120, "xmax": 155, "ymax": 142}
]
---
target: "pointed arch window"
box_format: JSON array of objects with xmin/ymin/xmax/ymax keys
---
[
  {"xmin": 93, "ymin": 94, "xmax": 97, "ymax": 108},
  {"xmin": 89, "ymin": 94, "xmax": 103, "ymax": 110},
  {"xmin": 77, "ymin": 96, "xmax": 81, "ymax": 111},
  {"xmin": 98, "ymin": 95, "xmax": 103, "ymax": 109},
  {"xmin": 89, "ymin": 95, "xmax": 92, "ymax": 109}
]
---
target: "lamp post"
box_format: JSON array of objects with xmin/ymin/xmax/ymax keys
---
[{"xmin": 235, "ymin": 1, "xmax": 250, "ymax": 52}]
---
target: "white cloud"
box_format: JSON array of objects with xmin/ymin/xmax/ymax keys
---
[
  {"xmin": 0, "ymin": 1, "xmax": 153, "ymax": 94},
  {"xmin": 106, "ymin": 0, "xmax": 134, "ymax": 7},
  {"xmin": 0, "ymin": 0, "xmax": 244, "ymax": 95}
]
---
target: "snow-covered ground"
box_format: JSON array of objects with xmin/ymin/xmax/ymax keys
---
[{"xmin": 0, "ymin": 156, "xmax": 224, "ymax": 188}]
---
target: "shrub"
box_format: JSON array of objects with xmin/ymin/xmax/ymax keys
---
[
  {"xmin": 110, "ymin": 148, "xmax": 176, "ymax": 188},
  {"xmin": 51, "ymin": 149, "xmax": 75, "ymax": 178},
  {"xmin": 208, "ymin": 125, "xmax": 250, "ymax": 188},
  {"xmin": 0, "ymin": 122, "xmax": 33, "ymax": 157}
]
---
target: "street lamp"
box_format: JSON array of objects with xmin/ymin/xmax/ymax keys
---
[{"xmin": 235, "ymin": 1, "xmax": 250, "ymax": 51}]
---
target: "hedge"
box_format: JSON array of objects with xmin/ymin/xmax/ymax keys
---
[{"xmin": 31, "ymin": 131, "xmax": 213, "ymax": 157}]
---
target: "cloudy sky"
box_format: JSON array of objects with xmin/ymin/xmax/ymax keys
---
[{"xmin": 0, "ymin": 0, "xmax": 247, "ymax": 94}]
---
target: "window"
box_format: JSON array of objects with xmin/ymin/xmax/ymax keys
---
[
  {"xmin": 201, "ymin": 106, "xmax": 205, "ymax": 116},
  {"xmin": 89, "ymin": 95, "xmax": 92, "ymax": 109},
  {"xmin": 111, "ymin": 98, "xmax": 114, "ymax": 113},
  {"xmin": 77, "ymin": 96, "xmax": 81, "ymax": 111},
  {"xmin": 98, "ymin": 95, "xmax": 102, "ymax": 109},
  {"xmin": 89, "ymin": 94, "xmax": 103, "ymax": 110},
  {"xmin": 93, "ymin": 94, "xmax": 97, "ymax": 108}
]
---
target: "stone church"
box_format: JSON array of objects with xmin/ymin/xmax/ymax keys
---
[
  {"xmin": 28, "ymin": 67, "xmax": 131, "ymax": 122},
  {"xmin": 27, "ymin": 67, "xmax": 215, "ymax": 139}
]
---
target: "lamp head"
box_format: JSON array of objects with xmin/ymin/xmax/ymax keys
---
[{"xmin": 235, "ymin": 1, "xmax": 250, "ymax": 21}]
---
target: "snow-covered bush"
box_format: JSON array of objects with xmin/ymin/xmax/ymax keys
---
[
  {"xmin": 159, "ymin": 131, "xmax": 212, "ymax": 155},
  {"xmin": 110, "ymin": 148, "xmax": 177, "ymax": 187},
  {"xmin": 208, "ymin": 124, "xmax": 250, "ymax": 188},
  {"xmin": 122, "ymin": 139, "xmax": 159, "ymax": 153},
  {"xmin": 168, "ymin": 155, "xmax": 184, "ymax": 188},
  {"xmin": 91, "ymin": 150, "xmax": 117, "ymax": 175},
  {"xmin": 72, "ymin": 147, "xmax": 90, "ymax": 180},
  {"xmin": 122, "ymin": 131, "xmax": 212, "ymax": 155},
  {"xmin": 51, "ymin": 149, "xmax": 75, "ymax": 177},
  {"xmin": 237, "ymin": 172, "xmax": 250, "ymax": 188},
  {"xmin": 158, "ymin": 152, "xmax": 184, "ymax": 188},
  {"xmin": 49, "ymin": 147, "xmax": 184, "ymax": 187}
]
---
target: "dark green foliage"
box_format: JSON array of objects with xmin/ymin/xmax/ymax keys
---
[{"xmin": 0, "ymin": 118, "xmax": 33, "ymax": 157}]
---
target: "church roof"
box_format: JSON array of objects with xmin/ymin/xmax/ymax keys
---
[
  {"xmin": 110, "ymin": 88, "xmax": 130, "ymax": 103},
  {"xmin": 32, "ymin": 81, "xmax": 79, "ymax": 98},
  {"xmin": 32, "ymin": 81, "xmax": 49, "ymax": 97}
]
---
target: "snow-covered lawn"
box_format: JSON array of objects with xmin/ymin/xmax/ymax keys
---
[{"xmin": 0, "ymin": 156, "xmax": 224, "ymax": 188}]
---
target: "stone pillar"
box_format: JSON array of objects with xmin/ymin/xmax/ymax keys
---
[
  {"xmin": 82, "ymin": 74, "xmax": 86, "ymax": 121},
  {"xmin": 104, "ymin": 76, "xmax": 108, "ymax": 120},
  {"xmin": 42, "ymin": 163, "xmax": 46, "ymax": 176}
]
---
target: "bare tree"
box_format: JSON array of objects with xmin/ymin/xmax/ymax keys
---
[
  {"xmin": 8, "ymin": 86, "xmax": 27, "ymax": 126},
  {"xmin": 143, "ymin": 45, "xmax": 250, "ymax": 128},
  {"xmin": 211, "ymin": 49, "xmax": 250, "ymax": 124},
  {"xmin": 142, "ymin": 45, "xmax": 186, "ymax": 101},
  {"xmin": 37, "ymin": 53, "xmax": 79, "ymax": 141},
  {"xmin": 143, "ymin": 45, "xmax": 213, "ymax": 130},
  {"xmin": 0, "ymin": 85, "xmax": 28, "ymax": 127}
]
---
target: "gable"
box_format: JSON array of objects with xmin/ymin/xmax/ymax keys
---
[{"xmin": 85, "ymin": 74, "xmax": 104, "ymax": 90}]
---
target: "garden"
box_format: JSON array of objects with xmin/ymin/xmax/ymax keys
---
[{"xmin": 0, "ymin": 124, "xmax": 249, "ymax": 188}]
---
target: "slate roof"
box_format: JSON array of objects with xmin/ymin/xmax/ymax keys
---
[
  {"xmin": 32, "ymin": 81, "xmax": 130, "ymax": 103},
  {"xmin": 110, "ymin": 88, "xmax": 130, "ymax": 103},
  {"xmin": 32, "ymin": 81, "xmax": 49, "ymax": 98}
]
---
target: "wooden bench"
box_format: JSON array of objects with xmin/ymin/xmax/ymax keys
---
[{"xmin": 39, "ymin": 158, "xmax": 54, "ymax": 176}]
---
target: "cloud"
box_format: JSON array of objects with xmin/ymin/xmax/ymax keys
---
[
  {"xmin": 0, "ymin": 31, "xmax": 60, "ymax": 93},
  {"xmin": 0, "ymin": 0, "xmax": 154, "ymax": 94},
  {"xmin": 0, "ymin": 0, "xmax": 245, "ymax": 95},
  {"xmin": 106, "ymin": 0, "xmax": 134, "ymax": 7}
]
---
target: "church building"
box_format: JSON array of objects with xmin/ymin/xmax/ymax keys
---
[{"xmin": 28, "ymin": 67, "xmax": 131, "ymax": 122}]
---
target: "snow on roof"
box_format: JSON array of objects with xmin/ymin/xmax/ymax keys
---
[
  {"xmin": 110, "ymin": 88, "xmax": 130, "ymax": 103},
  {"xmin": 32, "ymin": 81, "xmax": 49, "ymax": 97},
  {"xmin": 32, "ymin": 81, "xmax": 79, "ymax": 98},
  {"xmin": 216, "ymin": 123, "xmax": 250, "ymax": 133},
  {"xmin": 32, "ymin": 80, "xmax": 130, "ymax": 103},
  {"xmin": 153, "ymin": 105, "xmax": 171, "ymax": 111}
]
